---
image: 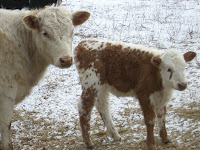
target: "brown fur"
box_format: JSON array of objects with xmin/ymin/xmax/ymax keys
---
[
  {"xmin": 79, "ymin": 87, "xmax": 97, "ymax": 147},
  {"xmin": 23, "ymin": 15, "xmax": 39, "ymax": 30},
  {"xmin": 72, "ymin": 11, "xmax": 90, "ymax": 26},
  {"xmin": 76, "ymin": 40, "xmax": 163, "ymax": 94},
  {"xmin": 184, "ymin": 51, "xmax": 196, "ymax": 62}
]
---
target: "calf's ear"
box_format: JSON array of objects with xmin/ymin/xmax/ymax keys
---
[
  {"xmin": 23, "ymin": 15, "xmax": 39, "ymax": 30},
  {"xmin": 72, "ymin": 11, "xmax": 90, "ymax": 26},
  {"xmin": 184, "ymin": 51, "xmax": 196, "ymax": 62},
  {"xmin": 151, "ymin": 56, "xmax": 161, "ymax": 67}
]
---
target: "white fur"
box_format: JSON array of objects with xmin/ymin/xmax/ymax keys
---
[
  {"xmin": 150, "ymin": 49, "xmax": 187, "ymax": 108},
  {"xmin": 79, "ymin": 66, "xmax": 101, "ymax": 90},
  {"xmin": 160, "ymin": 49, "xmax": 187, "ymax": 90},
  {"xmin": 83, "ymin": 39, "xmax": 164, "ymax": 56},
  {"xmin": 95, "ymin": 85, "xmax": 121, "ymax": 140},
  {"xmin": 150, "ymin": 88, "xmax": 174, "ymax": 109}
]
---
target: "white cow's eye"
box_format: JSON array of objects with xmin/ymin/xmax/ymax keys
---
[{"xmin": 42, "ymin": 31, "xmax": 50, "ymax": 39}]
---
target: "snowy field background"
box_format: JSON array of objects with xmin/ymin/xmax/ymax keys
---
[{"xmin": 1, "ymin": 0, "xmax": 200, "ymax": 149}]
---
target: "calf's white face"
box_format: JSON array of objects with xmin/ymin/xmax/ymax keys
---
[
  {"xmin": 23, "ymin": 7, "xmax": 90, "ymax": 68},
  {"xmin": 151, "ymin": 50, "xmax": 196, "ymax": 91}
]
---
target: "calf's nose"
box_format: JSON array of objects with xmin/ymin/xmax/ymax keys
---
[
  {"xmin": 60, "ymin": 56, "xmax": 73, "ymax": 68},
  {"xmin": 178, "ymin": 82, "xmax": 187, "ymax": 91}
]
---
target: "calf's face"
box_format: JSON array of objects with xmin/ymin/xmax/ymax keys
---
[
  {"xmin": 23, "ymin": 7, "xmax": 90, "ymax": 68},
  {"xmin": 151, "ymin": 50, "xmax": 196, "ymax": 91}
]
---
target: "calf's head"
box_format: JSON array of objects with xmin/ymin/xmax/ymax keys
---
[
  {"xmin": 151, "ymin": 50, "xmax": 196, "ymax": 91},
  {"xmin": 23, "ymin": 6, "xmax": 90, "ymax": 68}
]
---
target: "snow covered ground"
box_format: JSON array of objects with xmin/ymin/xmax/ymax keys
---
[{"xmin": 3, "ymin": 0, "xmax": 200, "ymax": 149}]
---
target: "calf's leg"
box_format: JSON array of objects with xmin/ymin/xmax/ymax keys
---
[
  {"xmin": 95, "ymin": 86, "xmax": 121, "ymax": 141},
  {"xmin": 155, "ymin": 107, "xmax": 171, "ymax": 144},
  {"xmin": 0, "ymin": 97, "xmax": 15, "ymax": 150},
  {"xmin": 78, "ymin": 87, "xmax": 96, "ymax": 148},
  {"xmin": 140, "ymin": 100, "xmax": 156, "ymax": 150}
]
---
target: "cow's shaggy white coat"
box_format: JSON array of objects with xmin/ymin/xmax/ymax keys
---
[{"xmin": 0, "ymin": 6, "xmax": 90, "ymax": 150}]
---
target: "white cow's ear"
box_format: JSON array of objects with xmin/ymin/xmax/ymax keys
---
[
  {"xmin": 151, "ymin": 56, "xmax": 161, "ymax": 67},
  {"xmin": 23, "ymin": 15, "xmax": 39, "ymax": 30},
  {"xmin": 72, "ymin": 11, "xmax": 90, "ymax": 26},
  {"xmin": 183, "ymin": 51, "xmax": 196, "ymax": 62}
]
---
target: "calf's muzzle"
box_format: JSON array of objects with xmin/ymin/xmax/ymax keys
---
[
  {"xmin": 177, "ymin": 82, "xmax": 187, "ymax": 91},
  {"xmin": 60, "ymin": 56, "xmax": 73, "ymax": 68}
]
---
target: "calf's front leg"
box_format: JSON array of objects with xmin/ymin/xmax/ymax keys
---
[
  {"xmin": 0, "ymin": 97, "xmax": 15, "ymax": 150},
  {"xmin": 155, "ymin": 106, "xmax": 171, "ymax": 144},
  {"xmin": 140, "ymin": 101, "xmax": 156, "ymax": 150}
]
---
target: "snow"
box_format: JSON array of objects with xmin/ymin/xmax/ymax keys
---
[{"xmin": 8, "ymin": 0, "xmax": 200, "ymax": 149}]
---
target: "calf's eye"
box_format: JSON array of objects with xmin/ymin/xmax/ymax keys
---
[{"xmin": 167, "ymin": 68, "xmax": 172, "ymax": 72}]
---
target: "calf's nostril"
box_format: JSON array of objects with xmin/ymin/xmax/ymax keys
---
[{"xmin": 60, "ymin": 58, "xmax": 65, "ymax": 63}]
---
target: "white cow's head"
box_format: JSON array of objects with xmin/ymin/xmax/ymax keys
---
[
  {"xmin": 23, "ymin": 6, "xmax": 90, "ymax": 68},
  {"xmin": 151, "ymin": 50, "xmax": 196, "ymax": 91}
]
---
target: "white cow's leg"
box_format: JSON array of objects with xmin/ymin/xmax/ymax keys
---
[
  {"xmin": 0, "ymin": 97, "xmax": 14, "ymax": 150},
  {"xmin": 95, "ymin": 86, "xmax": 121, "ymax": 141}
]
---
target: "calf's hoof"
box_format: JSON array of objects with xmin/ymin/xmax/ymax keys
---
[
  {"xmin": 110, "ymin": 132, "xmax": 122, "ymax": 141},
  {"xmin": 147, "ymin": 145, "xmax": 157, "ymax": 150},
  {"xmin": 119, "ymin": 137, "xmax": 124, "ymax": 141},
  {"xmin": 164, "ymin": 140, "xmax": 172, "ymax": 144},
  {"xmin": 87, "ymin": 145, "xmax": 95, "ymax": 149}
]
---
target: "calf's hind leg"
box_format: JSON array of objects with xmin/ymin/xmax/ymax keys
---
[
  {"xmin": 95, "ymin": 86, "xmax": 121, "ymax": 141},
  {"xmin": 78, "ymin": 87, "xmax": 96, "ymax": 148}
]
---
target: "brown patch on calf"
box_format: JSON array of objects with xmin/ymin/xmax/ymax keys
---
[
  {"xmin": 76, "ymin": 41, "xmax": 163, "ymax": 94},
  {"xmin": 100, "ymin": 42, "xmax": 163, "ymax": 95},
  {"xmin": 151, "ymin": 56, "xmax": 161, "ymax": 67},
  {"xmin": 104, "ymin": 43, "xmax": 132, "ymax": 92},
  {"xmin": 79, "ymin": 87, "xmax": 97, "ymax": 147},
  {"xmin": 75, "ymin": 41, "xmax": 106, "ymax": 84}
]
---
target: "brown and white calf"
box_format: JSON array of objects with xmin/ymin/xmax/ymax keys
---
[
  {"xmin": 0, "ymin": 6, "xmax": 90, "ymax": 150},
  {"xmin": 75, "ymin": 39, "xmax": 196, "ymax": 150}
]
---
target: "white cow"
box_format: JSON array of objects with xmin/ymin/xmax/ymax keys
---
[{"xmin": 0, "ymin": 6, "xmax": 90, "ymax": 150}]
